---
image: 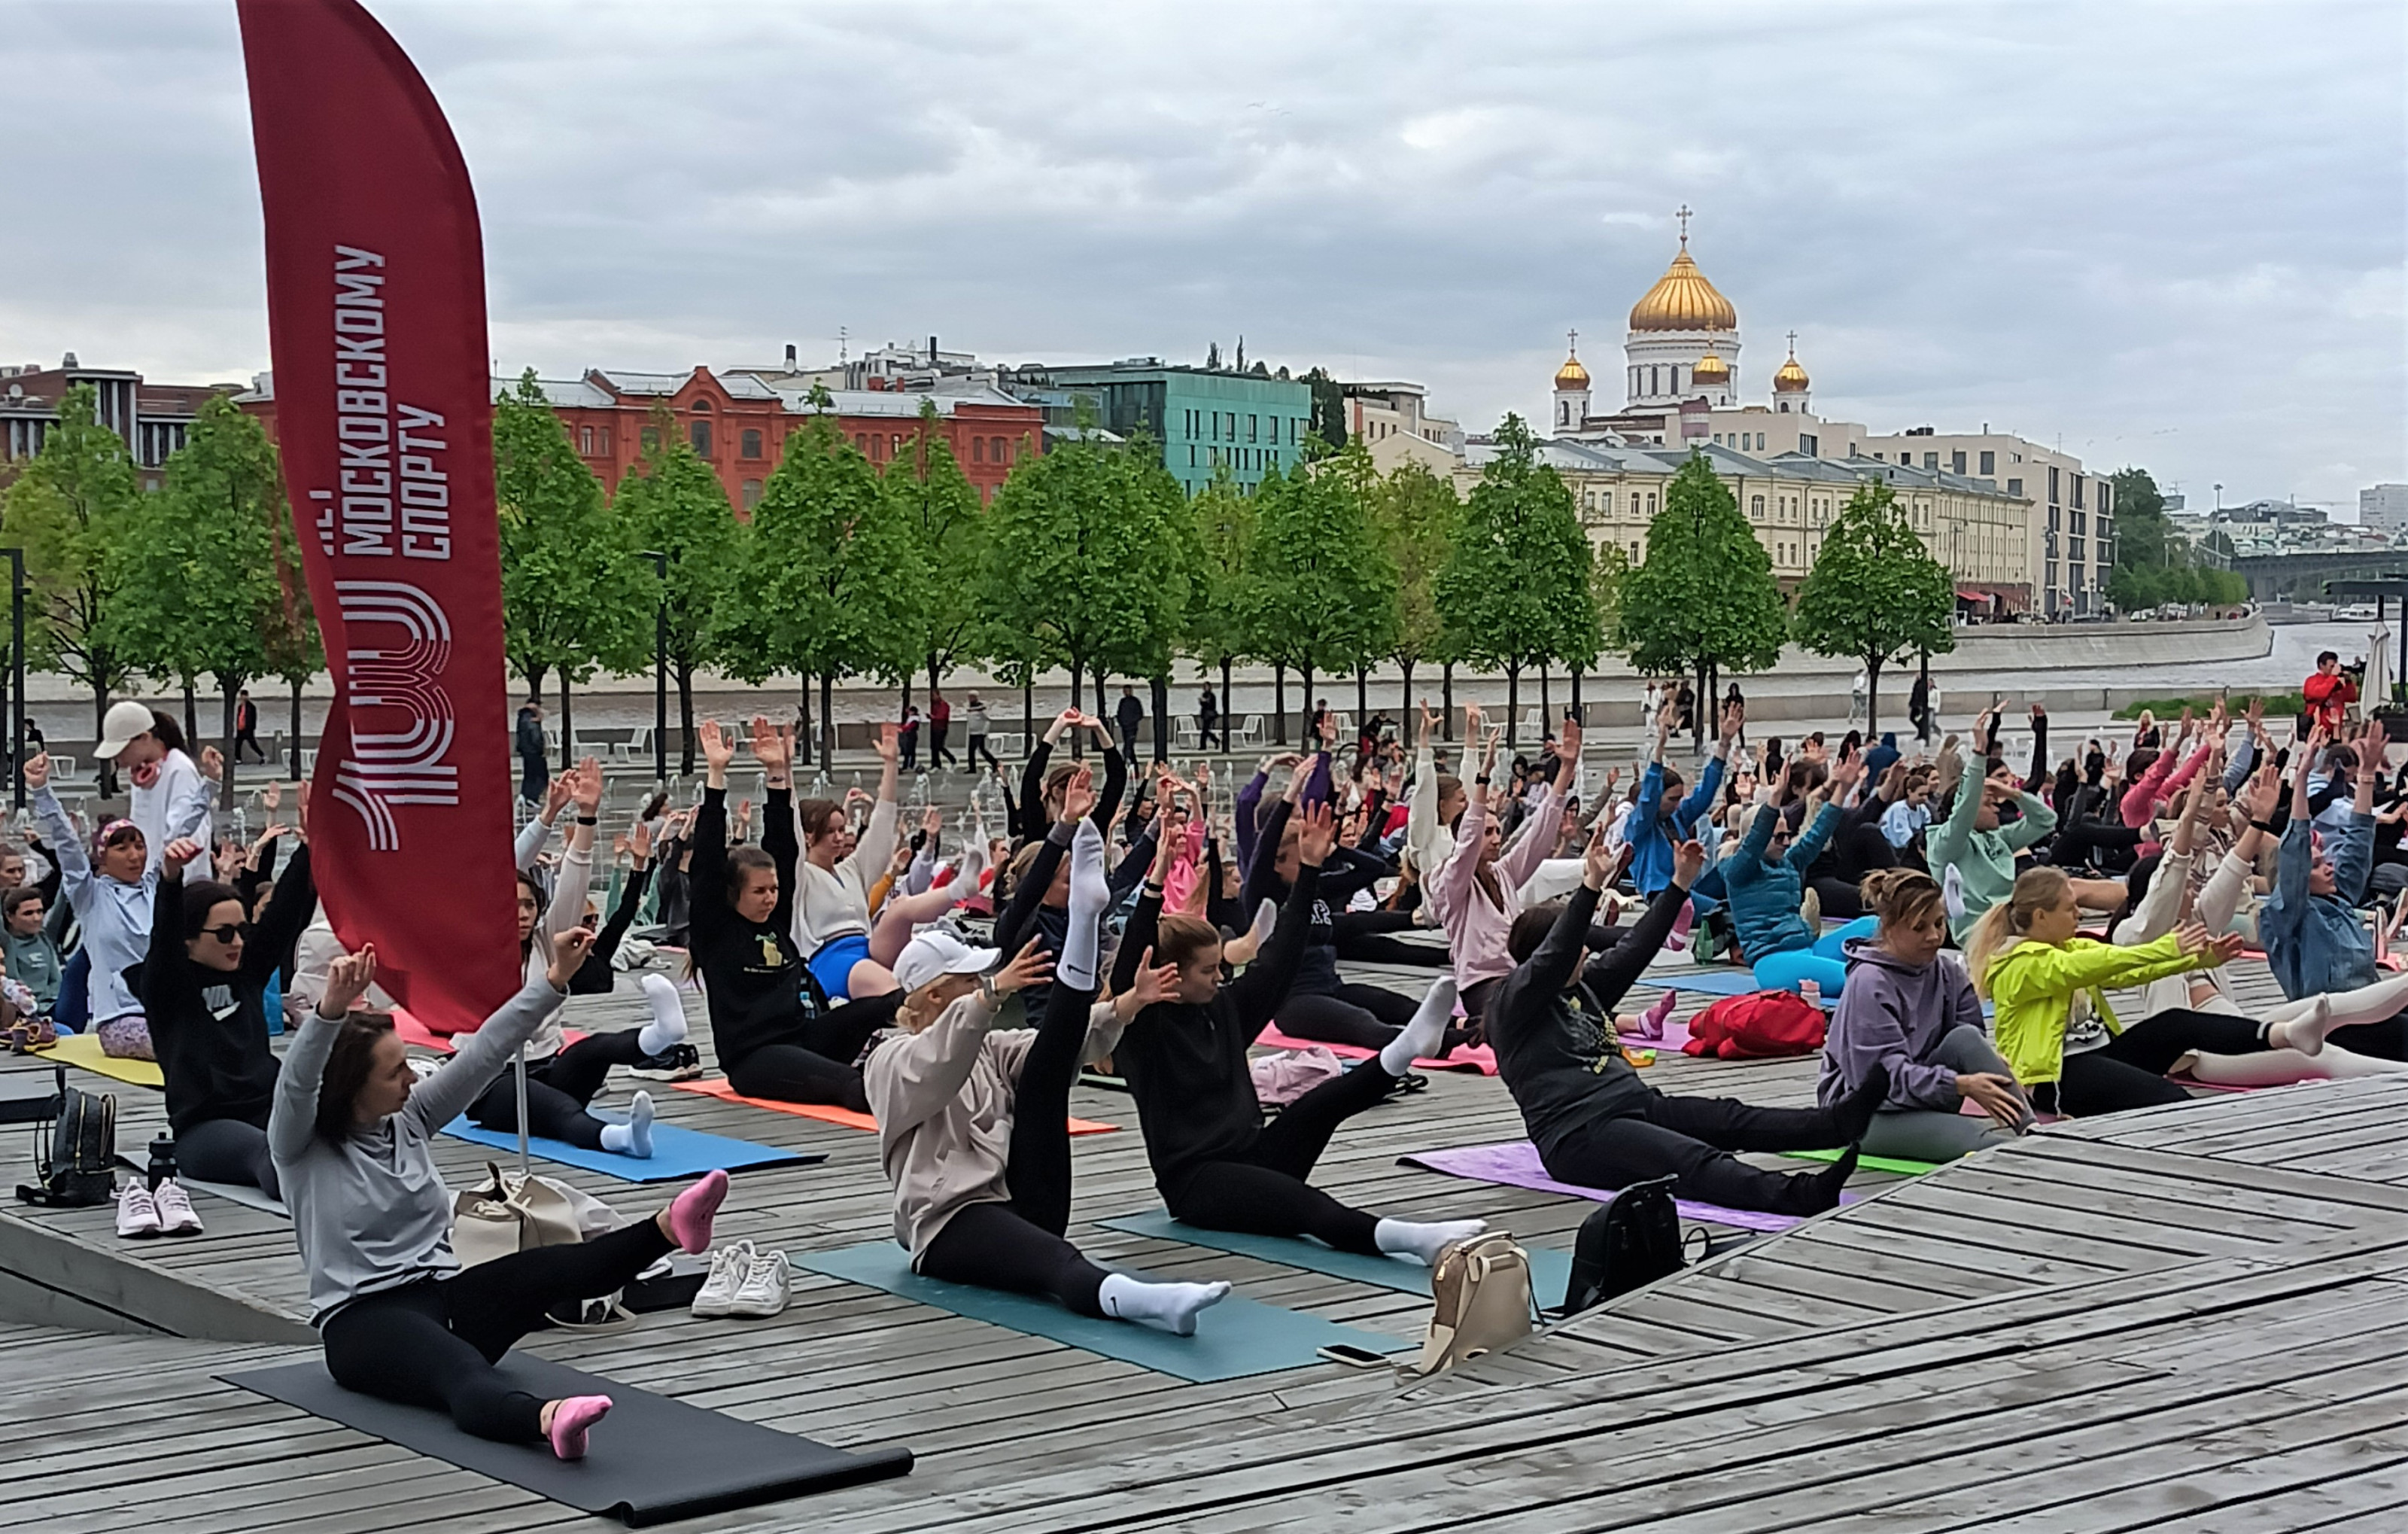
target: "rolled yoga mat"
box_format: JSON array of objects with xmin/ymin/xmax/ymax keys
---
[
  {"xmin": 794, "ymin": 1240, "xmax": 1412, "ymax": 1383},
  {"xmin": 1398, "ymin": 1141, "xmax": 1856, "ymax": 1234},
  {"xmin": 440, "ymin": 1117, "xmax": 825, "ymax": 1184},
  {"xmin": 221, "ymin": 1354, "xmax": 912, "ymax": 1526},
  {"xmin": 1095, "ymin": 1209, "xmax": 1573, "ymax": 1300}
]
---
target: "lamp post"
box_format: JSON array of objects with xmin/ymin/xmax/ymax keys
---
[
  {"xmin": 2, "ymin": 548, "xmax": 23, "ymax": 809},
  {"xmin": 639, "ymin": 549, "xmax": 667, "ymax": 784}
]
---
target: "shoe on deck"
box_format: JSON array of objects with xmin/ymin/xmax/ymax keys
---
[
  {"xmin": 151, "ymin": 1179, "xmax": 204, "ymax": 1236},
  {"xmin": 691, "ymin": 1240, "xmax": 754, "ymax": 1318},
  {"xmin": 115, "ymin": 1182, "xmax": 160, "ymax": 1239},
  {"xmin": 629, "ymin": 1042, "xmax": 704, "ymax": 1082},
  {"xmin": 728, "ymin": 1249, "xmax": 792, "ymax": 1318}
]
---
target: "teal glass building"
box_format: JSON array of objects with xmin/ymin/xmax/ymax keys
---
[{"xmin": 1029, "ymin": 361, "xmax": 1312, "ymax": 497}]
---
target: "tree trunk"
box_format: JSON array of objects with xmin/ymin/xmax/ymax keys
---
[
  {"xmin": 1150, "ymin": 675, "xmax": 1169, "ymax": 763},
  {"xmin": 1273, "ymin": 667, "xmax": 1287, "ymax": 745},
  {"xmin": 1694, "ymin": 659, "xmax": 1708, "ymax": 751},
  {"xmin": 289, "ymin": 676, "xmax": 304, "ymax": 781},
  {"xmin": 1540, "ymin": 663, "xmax": 1551, "ymax": 733},
  {"xmin": 1067, "ymin": 659, "xmax": 1084, "ymax": 759},
  {"xmin": 524, "ymin": 665, "xmax": 546, "ymax": 706},
  {"xmin": 1400, "ymin": 658, "xmax": 1415, "ymax": 723},
  {"xmin": 794, "ymin": 667, "xmax": 810, "ymax": 771},
  {"xmin": 1022, "ymin": 680, "xmax": 1034, "ymax": 760},
  {"xmin": 182, "ymin": 679, "xmax": 198, "ymax": 756},
  {"xmin": 1505, "ymin": 665, "xmax": 1520, "ymax": 747},
  {"xmin": 557, "ymin": 672, "xmax": 573, "ymax": 769},
  {"xmin": 93, "ymin": 679, "xmax": 114, "ymax": 799},
  {"xmin": 675, "ymin": 661, "xmax": 698, "ymax": 776},
  {"xmin": 1354, "ymin": 666, "xmax": 1367, "ymax": 729},
  {"xmin": 928, "ymin": 655, "xmax": 941, "ymax": 711},
  {"xmin": 1442, "ymin": 663, "xmax": 1455, "ymax": 741},
  {"xmin": 1094, "ymin": 669, "xmax": 1108, "ymax": 729},
  {"xmin": 1570, "ymin": 668, "xmax": 1583, "ymax": 723},
  {"xmin": 900, "ymin": 674, "xmax": 912, "ymax": 724},
  {"xmin": 1220, "ymin": 657, "xmax": 1233, "ymax": 753},
  {"xmin": 1300, "ymin": 664, "xmax": 1315, "ymax": 747},
  {"xmin": 220, "ymin": 683, "xmax": 239, "ymax": 809},
  {"xmin": 1865, "ymin": 656, "xmax": 1883, "ymax": 739},
  {"xmin": 819, "ymin": 673, "xmax": 835, "ymax": 769}
]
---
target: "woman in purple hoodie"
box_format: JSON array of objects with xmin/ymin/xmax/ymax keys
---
[{"xmin": 1820, "ymin": 868, "xmax": 2034, "ymax": 1162}]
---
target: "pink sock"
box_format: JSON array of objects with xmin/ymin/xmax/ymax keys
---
[
  {"xmin": 1637, "ymin": 990, "xmax": 1678, "ymax": 1041},
  {"xmin": 549, "ymin": 1395, "xmax": 612, "ymax": 1460},
  {"xmin": 667, "ymin": 1169, "xmax": 728, "ymax": 1255},
  {"xmin": 1666, "ymin": 899, "xmax": 1695, "ymax": 951}
]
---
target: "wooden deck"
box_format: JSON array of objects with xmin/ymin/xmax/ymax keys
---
[{"xmin": 0, "ymin": 945, "xmax": 2402, "ymax": 1532}]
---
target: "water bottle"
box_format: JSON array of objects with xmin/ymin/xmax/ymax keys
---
[{"xmin": 145, "ymin": 1134, "xmax": 176, "ymax": 1192}]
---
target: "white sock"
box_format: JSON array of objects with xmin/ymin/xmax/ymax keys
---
[
  {"xmin": 1097, "ymin": 1274, "xmax": 1231, "ymax": 1335},
  {"xmin": 1058, "ymin": 819, "xmax": 1111, "ymax": 991},
  {"xmin": 2268, "ymin": 996, "xmax": 2337, "ymax": 1058},
  {"xmin": 637, "ymin": 975, "xmax": 689, "ymax": 1057},
  {"xmin": 1248, "ymin": 898, "xmax": 1278, "ymax": 948},
  {"xmin": 1374, "ymin": 1216, "xmax": 1488, "ymax": 1267},
  {"xmin": 600, "ymin": 1091, "xmax": 655, "ymax": 1158},
  {"xmin": 1379, "ymin": 976, "xmax": 1458, "ymax": 1076}
]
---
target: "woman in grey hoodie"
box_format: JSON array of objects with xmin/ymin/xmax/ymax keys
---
[{"xmin": 1819, "ymin": 868, "xmax": 2034, "ymax": 1162}]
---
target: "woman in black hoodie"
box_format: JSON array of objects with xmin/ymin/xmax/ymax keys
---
[{"xmin": 143, "ymin": 832, "xmax": 316, "ymax": 1195}]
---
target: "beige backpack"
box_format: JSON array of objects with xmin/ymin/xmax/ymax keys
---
[{"xmin": 1409, "ymin": 1231, "xmax": 1535, "ymax": 1375}]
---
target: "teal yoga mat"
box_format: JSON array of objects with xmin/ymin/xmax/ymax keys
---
[
  {"xmin": 1094, "ymin": 1210, "xmax": 1573, "ymax": 1300},
  {"xmin": 441, "ymin": 1118, "xmax": 824, "ymax": 1184},
  {"xmin": 794, "ymin": 1240, "xmax": 1413, "ymax": 1382}
]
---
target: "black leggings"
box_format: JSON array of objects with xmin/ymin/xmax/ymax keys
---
[
  {"xmin": 175, "ymin": 1117, "xmax": 280, "ymax": 1199},
  {"xmin": 723, "ymin": 992, "xmax": 903, "ymax": 1114},
  {"xmin": 2045, "ymin": 818, "xmax": 2146, "ymax": 875},
  {"xmin": 1333, "ymin": 911, "xmax": 1452, "ymax": 969},
  {"xmin": 1164, "ymin": 1055, "xmax": 1392, "ymax": 1254},
  {"xmin": 2331, "ymin": 1012, "xmax": 2408, "ymax": 1061},
  {"xmin": 1275, "ymin": 981, "xmax": 1418, "ymax": 1050},
  {"xmin": 320, "ymin": 1217, "xmax": 673, "ymax": 1442},
  {"xmin": 2052, "ymin": 1008, "xmax": 2271, "ymax": 1115},
  {"xmin": 1540, "ymin": 1089, "xmax": 1850, "ymax": 1216},
  {"xmin": 465, "ymin": 1030, "xmax": 651, "ymax": 1149},
  {"xmin": 917, "ymin": 981, "xmax": 1107, "ymax": 1314}
]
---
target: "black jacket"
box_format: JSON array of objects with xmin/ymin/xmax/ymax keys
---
[{"xmin": 141, "ymin": 844, "xmax": 315, "ymax": 1137}]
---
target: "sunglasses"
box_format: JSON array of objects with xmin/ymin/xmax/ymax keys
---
[{"xmin": 197, "ymin": 922, "xmax": 253, "ymax": 945}]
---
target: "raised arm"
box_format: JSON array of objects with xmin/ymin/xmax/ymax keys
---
[
  {"xmin": 2000, "ymin": 789, "xmax": 2058, "ymax": 852},
  {"xmin": 1228, "ymin": 807, "xmax": 1330, "ymax": 1038},
  {"xmin": 245, "ymin": 840, "xmax": 317, "ymax": 985},
  {"xmin": 406, "ymin": 935, "xmax": 589, "ymax": 1134},
  {"xmin": 1583, "ymin": 838, "xmax": 1699, "ymax": 1012},
  {"xmin": 269, "ymin": 946, "xmax": 382, "ymax": 1163},
  {"xmin": 141, "ymin": 840, "xmax": 208, "ymax": 1027},
  {"xmin": 843, "ymin": 728, "xmax": 902, "ymax": 884},
  {"xmin": 545, "ymin": 758, "xmax": 604, "ymax": 941}
]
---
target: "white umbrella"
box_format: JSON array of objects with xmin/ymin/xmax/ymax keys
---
[{"xmin": 2367, "ymin": 629, "xmax": 2392, "ymax": 717}]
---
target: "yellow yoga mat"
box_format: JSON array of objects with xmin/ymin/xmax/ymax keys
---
[{"xmin": 32, "ymin": 1033, "xmax": 165, "ymax": 1088}]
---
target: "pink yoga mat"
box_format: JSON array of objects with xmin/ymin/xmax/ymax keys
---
[
  {"xmin": 1254, "ymin": 1026, "xmax": 1498, "ymax": 1076},
  {"xmin": 1398, "ymin": 1140, "xmax": 1856, "ymax": 1234},
  {"xmin": 392, "ymin": 1007, "xmax": 583, "ymax": 1055}
]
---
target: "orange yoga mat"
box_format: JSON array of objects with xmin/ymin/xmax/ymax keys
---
[{"xmin": 673, "ymin": 1076, "xmax": 1117, "ymax": 1135}]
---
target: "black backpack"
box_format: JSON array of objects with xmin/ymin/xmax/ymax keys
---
[
  {"xmin": 14, "ymin": 1067, "xmax": 116, "ymax": 1208},
  {"xmin": 1561, "ymin": 1174, "xmax": 1689, "ymax": 1316}
]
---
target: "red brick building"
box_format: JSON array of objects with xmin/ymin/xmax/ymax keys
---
[{"xmin": 239, "ymin": 364, "xmax": 1044, "ymax": 510}]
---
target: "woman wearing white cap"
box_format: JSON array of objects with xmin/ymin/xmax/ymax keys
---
[
  {"xmin": 96, "ymin": 702, "xmax": 213, "ymax": 877},
  {"xmin": 863, "ymin": 770, "xmax": 1232, "ymax": 1335}
]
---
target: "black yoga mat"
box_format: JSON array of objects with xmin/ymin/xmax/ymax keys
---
[{"xmin": 222, "ymin": 1355, "xmax": 911, "ymax": 1526}]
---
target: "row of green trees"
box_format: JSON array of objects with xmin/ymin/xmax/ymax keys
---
[
  {"xmin": 2105, "ymin": 467, "xmax": 2248, "ymax": 611},
  {"xmin": 0, "ymin": 385, "xmax": 320, "ymax": 803}
]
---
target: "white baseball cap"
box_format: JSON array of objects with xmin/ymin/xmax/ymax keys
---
[
  {"xmin": 96, "ymin": 700, "xmax": 157, "ymax": 760},
  {"xmin": 892, "ymin": 930, "xmax": 1002, "ymax": 994}
]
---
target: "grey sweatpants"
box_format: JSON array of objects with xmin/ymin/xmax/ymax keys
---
[{"xmin": 1857, "ymin": 1024, "xmax": 2028, "ymax": 1164}]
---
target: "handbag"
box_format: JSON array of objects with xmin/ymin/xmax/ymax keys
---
[
  {"xmin": 452, "ymin": 1161, "xmax": 636, "ymax": 1329},
  {"xmin": 1407, "ymin": 1231, "xmax": 1535, "ymax": 1375},
  {"xmin": 1561, "ymin": 1174, "xmax": 1686, "ymax": 1316}
]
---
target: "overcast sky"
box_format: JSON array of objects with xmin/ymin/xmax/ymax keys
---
[{"xmin": 6, "ymin": 0, "xmax": 2402, "ymax": 513}]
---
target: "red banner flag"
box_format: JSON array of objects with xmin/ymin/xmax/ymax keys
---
[{"xmin": 238, "ymin": 0, "xmax": 519, "ymax": 1030}]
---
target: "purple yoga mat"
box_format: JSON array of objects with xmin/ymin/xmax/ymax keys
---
[{"xmin": 1397, "ymin": 1141, "xmax": 1856, "ymax": 1234}]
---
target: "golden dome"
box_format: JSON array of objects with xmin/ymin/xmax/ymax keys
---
[
  {"xmin": 1691, "ymin": 346, "xmax": 1730, "ymax": 385},
  {"xmin": 1555, "ymin": 352, "xmax": 1591, "ymax": 390},
  {"xmin": 1773, "ymin": 347, "xmax": 1810, "ymax": 393},
  {"xmin": 1628, "ymin": 244, "xmax": 1738, "ymax": 333}
]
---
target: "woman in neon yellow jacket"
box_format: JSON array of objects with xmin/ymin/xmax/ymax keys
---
[{"xmin": 1969, "ymin": 866, "xmax": 2344, "ymax": 1117}]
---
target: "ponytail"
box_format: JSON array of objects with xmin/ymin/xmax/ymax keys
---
[{"xmin": 1964, "ymin": 865, "xmax": 2070, "ymax": 997}]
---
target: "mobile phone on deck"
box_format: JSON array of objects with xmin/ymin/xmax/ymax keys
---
[{"xmin": 1317, "ymin": 1343, "xmax": 1391, "ymax": 1368}]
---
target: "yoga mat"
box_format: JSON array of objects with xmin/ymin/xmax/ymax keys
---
[
  {"xmin": 32, "ymin": 1033, "xmax": 163, "ymax": 1088},
  {"xmin": 1254, "ymin": 1026, "xmax": 1498, "ymax": 1076},
  {"xmin": 673, "ymin": 1077, "xmax": 1117, "ymax": 1136},
  {"xmin": 0, "ymin": 1070, "xmax": 58, "ymax": 1124},
  {"xmin": 1397, "ymin": 1142, "xmax": 1854, "ymax": 1234},
  {"xmin": 179, "ymin": 1176, "xmax": 290, "ymax": 1216},
  {"xmin": 440, "ymin": 1117, "xmax": 825, "ymax": 1184},
  {"xmin": 222, "ymin": 1355, "xmax": 911, "ymax": 1526},
  {"xmin": 1631, "ymin": 969, "xmax": 1836, "ymax": 1008},
  {"xmin": 395, "ymin": 1007, "xmax": 586, "ymax": 1055},
  {"xmin": 795, "ymin": 1240, "xmax": 1412, "ymax": 1383},
  {"xmin": 1784, "ymin": 1147, "xmax": 1941, "ymax": 1176},
  {"xmin": 1095, "ymin": 1209, "xmax": 1575, "ymax": 1300}
]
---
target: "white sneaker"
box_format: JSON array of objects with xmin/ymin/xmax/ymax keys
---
[
  {"xmin": 115, "ymin": 1181, "xmax": 160, "ymax": 1239},
  {"xmin": 727, "ymin": 1249, "xmax": 791, "ymax": 1318},
  {"xmin": 151, "ymin": 1179, "xmax": 204, "ymax": 1236},
  {"xmin": 690, "ymin": 1240, "xmax": 753, "ymax": 1318}
]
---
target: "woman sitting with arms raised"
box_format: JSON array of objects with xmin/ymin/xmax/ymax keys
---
[
  {"xmin": 269, "ymin": 933, "xmax": 729, "ymax": 1460},
  {"xmin": 1113, "ymin": 796, "xmax": 1485, "ymax": 1268},
  {"xmin": 865, "ymin": 772, "xmax": 1231, "ymax": 1334},
  {"xmin": 1820, "ymin": 867, "xmax": 2033, "ymax": 1163}
]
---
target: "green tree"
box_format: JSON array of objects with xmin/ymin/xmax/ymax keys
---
[
  {"xmin": 0, "ymin": 383, "xmax": 139, "ymax": 735},
  {"xmin": 108, "ymin": 396, "xmax": 294, "ymax": 804},
  {"xmin": 612, "ymin": 419, "xmax": 741, "ymax": 776},
  {"xmin": 258, "ymin": 495, "xmax": 323, "ymax": 783},
  {"xmin": 2109, "ymin": 467, "xmax": 2172, "ymax": 571},
  {"xmin": 1300, "ymin": 367, "xmax": 1348, "ymax": 450},
  {"xmin": 1614, "ymin": 451, "xmax": 1789, "ymax": 744},
  {"xmin": 886, "ymin": 400, "xmax": 988, "ymax": 709},
  {"xmin": 1245, "ymin": 449, "xmax": 1397, "ymax": 739},
  {"xmin": 981, "ymin": 422, "xmax": 1188, "ymax": 742},
  {"xmin": 1371, "ymin": 458, "xmax": 1458, "ymax": 717},
  {"xmin": 494, "ymin": 371, "xmax": 645, "ymax": 762},
  {"xmin": 1183, "ymin": 466, "xmax": 1257, "ymax": 741},
  {"xmin": 1791, "ymin": 478, "xmax": 1956, "ymax": 733},
  {"xmin": 727, "ymin": 404, "xmax": 921, "ymax": 764},
  {"xmin": 1435, "ymin": 415, "xmax": 1599, "ymax": 744}
]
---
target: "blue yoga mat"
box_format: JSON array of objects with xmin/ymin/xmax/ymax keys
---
[
  {"xmin": 1094, "ymin": 1210, "xmax": 1573, "ymax": 1301},
  {"xmin": 441, "ymin": 1118, "xmax": 825, "ymax": 1184},
  {"xmin": 1632, "ymin": 968, "xmax": 1834, "ymax": 1006},
  {"xmin": 794, "ymin": 1240, "xmax": 1414, "ymax": 1382}
]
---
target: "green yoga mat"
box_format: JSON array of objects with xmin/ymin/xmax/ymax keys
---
[
  {"xmin": 1784, "ymin": 1147, "xmax": 1941, "ymax": 1176},
  {"xmin": 1095, "ymin": 1210, "xmax": 1575, "ymax": 1300},
  {"xmin": 794, "ymin": 1241, "xmax": 1412, "ymax": 1382}
]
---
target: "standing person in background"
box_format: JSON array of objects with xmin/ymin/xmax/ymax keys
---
[
  {"xmin": 897, "ymin": 704, "xmax": 922, "ymax": 774},
  {"xmin": 515, "ymin": 704, "xmax": 546, "ymax": 806},
  {"xmin": 1908, "ymin": 672, "xmax": 1933, "ymax": 744},
  {"xmin": 927, "ymin": 689, "xmax": 957, "ymax": 772},
  {"xmin": 1641, "ymin": 680, "xmax": 1662, "ymax": 736},
  {"xmin": 233, "ymin": 689, "xmax": 265, "ymax": 763},
  {"xmin": 1116, "ymin": 686, "xmax": 1146, "ymax": 762},
  {"xmin": 1197, "ymin": 685, "xmax": 1221, "ymax": 752},
  {"xmin": 1723, "ymin": 683, "xmax": 1747, "ymax": 752},
  {"xmin": 2303, "ymin": 650, "xmax": 2358, "ymax": 736},
  {"xmin": 964, "ymin": 693, "xmax": 998, "ymax": 774},
  {"xmin": 96, "ymin": 702, "xmax": 212, "ymax": 877}
]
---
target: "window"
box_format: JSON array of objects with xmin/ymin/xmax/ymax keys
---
[
  {"xmin": 640, "ymin": 425, "xmax": 661, "ymax": 453},
  {"xmin": 740, "ymin": 428, "xmax": 763, "ymax": 460},
  {"xmin": 598, "ymin": 427, "xmax": 610, "ymax": 455},
  {"xmin": 689, "ymin": 421, "xmax": 710, "ymax": 455},
  {"xmin": 971, "ymin": 436, "xmax": 984, "ymax": 463},
  {"xmin": 741, "ymin": 479, "xmax": 762, "ymax": 510},
  {"xmin": 2048, "ymin": 466, "xmax": 2061, "ymax": 504},
  {"xmin": 580, "ymin": 425, "xmax": 594, "ymax": 455},
  {"xmin": 2048, "ymin": 505, "xmax": 2061, "ymax": 531},
  {"xmin": 1630, "ymin": 542, "xmax": 1640, "ymax": 562},
  {"xmin": 1750, "ymin": 495, "xmax": 1765, "ymax": 520},
  {"xmin": 2069, "ymin": 537, "xmax": 2086, "ymax": 562},
  {"xmin": 690, "ymin": 397, "xmax": 711, "ymax": 412},
  {"xmin": 1923, "ymin": 452, "xmax": 1939, "ymax": 470},
  {"xmin": 994, "ymin": 437, "xmax": 1010, "ymax": 466},
  {"xmin": 1248, "ymin": 415, "xmax": 1258, "ymax": 443},
  {"xmin": 1799, "ymin": 433, "xmax": 1817, "ymax": 457},
  {"xmin": 892, "ymin": 434, "xmax": 904, "ymax": 458},
  {"xmin": 2006, "ymin": 477, "xmax": 2023, "ymax": 497},
  {"xmin": 2072, "ymin": 475, "xmax": 2086, "ymax": 510},
  {"xmin": 1647, "ymin": 492, "xmax": 1658, "ymax": 515},
  {"xmin": 1978, "ymin": 449, "xmax": 1995, "ymax": 476}
]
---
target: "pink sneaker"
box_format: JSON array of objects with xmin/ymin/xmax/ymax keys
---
[
  {"xmin": 548, "ymin": 1395, "xmax": 612, "ymax": 1460},
  {"xmin": 667, "ymin": 1169, "xmax": 728, "ymax": 1255}
]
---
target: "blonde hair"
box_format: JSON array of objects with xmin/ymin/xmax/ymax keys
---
[
  {"xmin": 1860, "ymin": 867, "xmax": 1946, "ymax": 935},
  {"xmin": 1965, "ymin": 866, "xmax": 2072, "ymax": 997}
]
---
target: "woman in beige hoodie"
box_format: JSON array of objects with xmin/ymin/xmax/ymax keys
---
[{"xmin": 864, "ymin": 779, "xmax": 1233, "ymax": 1336}]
